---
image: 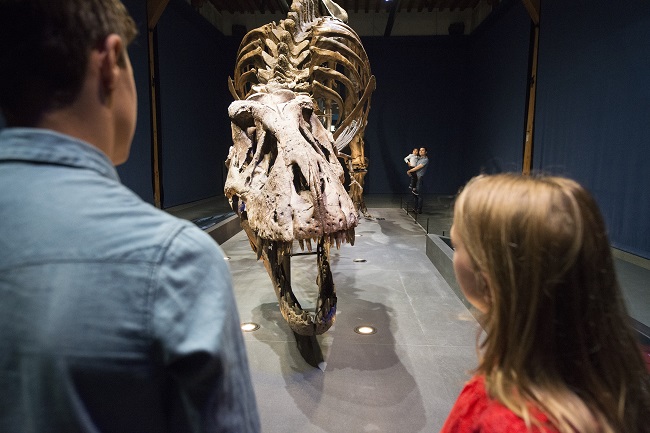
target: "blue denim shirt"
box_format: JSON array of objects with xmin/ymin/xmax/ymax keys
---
[{"xmin": 0, "ymin": 129, "xmax": 260, "ymax": 433}]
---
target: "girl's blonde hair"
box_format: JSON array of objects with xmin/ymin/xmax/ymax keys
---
[{"xmin": 453, "ymin": 173, "xmax": 650, "ymax": 433}]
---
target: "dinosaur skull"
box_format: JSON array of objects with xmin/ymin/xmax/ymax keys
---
[{"xmin": 225, "ymin": 88, "xmax": 358, "ymax": 335}]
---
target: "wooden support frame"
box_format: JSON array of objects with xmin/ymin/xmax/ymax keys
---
[
  {"xmin": 147, "ymin": 0, "xmax": 170, "ymax": 30},
  {"xmin": 147, "ymin": 29, "xmax": 162, "ymax": 208},
  {"xmin": 522, "ymin": 0, "xmax": 540, "ymax": 25},
  {"xmin": 384, "ymin": 0, "xmax": 400, "ymax": 37},
  {"xmin": 522, "ymin": 25, "xmax": 539, "ymax": 175},
  {"xmin": 522, "ymin": 0, "xmax": 540, "ymax": 175},
  {"xmin": 146, "ymin": 0, "xmax": 169, "ymax": 208}
]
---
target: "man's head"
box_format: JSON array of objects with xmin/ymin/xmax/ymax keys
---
[
  {"xmin": 419, "ymin": 147, "xmax": 427, "ymax": 157},
  {"xmin": 0, "ymin": 0, "xmax": 137, "ymax": 127}
]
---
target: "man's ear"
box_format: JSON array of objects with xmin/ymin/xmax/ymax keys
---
[{"xmin": 99, "ymin": 34, "xmax": 124, "ymax": 94}]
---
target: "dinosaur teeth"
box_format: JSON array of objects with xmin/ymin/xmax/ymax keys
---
[
  {"xmin": 293, "ymin": 232, "xmax": 356, "ymax": 252},
  {"xmin": 315, "ymin": 228, "xmax": 356, "ymax": 250}
]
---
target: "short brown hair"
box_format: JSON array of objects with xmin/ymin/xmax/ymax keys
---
[{"xmin": 0, "ymin": 0, "xmax": 138, "ymax": 125}]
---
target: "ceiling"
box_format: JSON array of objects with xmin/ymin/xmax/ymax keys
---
[
  {"xmin": 190, "ymin": 0, "xmax": 504, "ymax": 37},
  {"xmin": 200, "ymin": 0, "xmax": 498, "ymax": 15}
]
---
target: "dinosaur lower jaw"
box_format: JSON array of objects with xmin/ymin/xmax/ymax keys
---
[
  {"xmin": 278, "ymin": 273, "xmax": 336, "ymax": 336},
  {"xmin": 254, "ymin": 229, "xmax": 353, "ymax": 336}
]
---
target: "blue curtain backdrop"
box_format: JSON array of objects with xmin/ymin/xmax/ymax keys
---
[
  {"xmin": 362, "ymin": 36, "xmax": 469, "ymax": 195},
  {"xmin": 361, "ymin": 0, "xmax": 530, "ymax": 196},
  {"xmin": 534, "ymin": 0, "xmax": 650, "ymax": 258},
  {"xmin": 462, "ymin": 0, "xmax": 531, "ymax": 180},
  {"xmin": 118, "ymin": 0, "xmax": 154, "ymax": 204},
  {"xmin": 155, "ymin": 0, "xmax": 237, "ymax": 208}
]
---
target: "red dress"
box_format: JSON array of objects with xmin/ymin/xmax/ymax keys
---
[{"xmin": 440, "ymin": 376, "xmax": 559, "ymax": 433}]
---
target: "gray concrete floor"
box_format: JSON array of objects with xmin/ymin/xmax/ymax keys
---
[{"xmin": 219, "ymin": 206, "xmax": 478, "ymax": 433}]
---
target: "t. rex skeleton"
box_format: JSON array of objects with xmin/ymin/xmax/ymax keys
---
[{"xmin": 224, "ymin": 0, "xmax": 375, "ymax": 336}]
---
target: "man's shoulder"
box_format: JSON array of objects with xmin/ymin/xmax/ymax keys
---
[
  {"xmin": 98, "ymin": 198, "xmax": 215, "ymax": 260},
  {"xmin": 1, "ymin": 176, "xmax": 210, "ymax": 266}
]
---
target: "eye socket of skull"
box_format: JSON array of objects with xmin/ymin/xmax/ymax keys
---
[
  {"xmin": 301, "ymin": 105, "xmax": 313, "ymax": 131},
  {"xmin": 230, "ymin": 107, "xmax": 258, "ymax": 169},
  {"xmin": 231, "ymin": 106, "xmax": 255, "ymax": 131}
]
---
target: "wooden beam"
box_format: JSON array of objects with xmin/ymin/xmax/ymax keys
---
[
  {"xmin": 145, "ymin": 1, "xmax": 168, "ymax": 208},
  {"xmin": 384, "ymin": 0, "xmax": 400, "ymax": 36},
  {"xmin": 265, "ymin": 0, "xmax": 277, "ymax": 14},
  {"xmin": 147, "ymin": 0, "xmax": 170, "ymax": 30},
  {"xmin": 236, "ymin": 0, "xmax": 252, "ymax": 13},
  {"xmin": 147, "ymin": 30, "xmax": 163, "ymax": 208},
  {"xmin": 277, "ymin": 0, "xmax": 290, "ymax": 14},
  {"xmin": 448, "ymin": 0, "xmax": 461, "ymax": 12},
  {"xmin": 251, "ymin": 0, "xmax": 265, "ymax": 14},
  {"xmin": 522, "ymin": 24, "xmax": 539, "ymax": 175},
  {"xmin": 521, "ymin": 0, "xmax": 539, "ymax": 25}
]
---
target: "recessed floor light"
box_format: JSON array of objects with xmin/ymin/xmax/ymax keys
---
[
  {"xmin": 353, "ymin": 258, "xmax": 366, "ymax": 263},
  {"xmin": 354, "ymin": 325, "xmax": 377, "ymax": 335},
  {"xmin": 241, "ymin": 322, "xmax": 260, "ymax": 332}
]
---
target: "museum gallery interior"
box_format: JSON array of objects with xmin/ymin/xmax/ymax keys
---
[{"xmin": 1, "ymin": 0, "xmax": 648, "ymax": 431}]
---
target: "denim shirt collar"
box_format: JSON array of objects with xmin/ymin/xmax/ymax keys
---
[{"xmin": 0, "ymin": 127, "xmax": 119, "ymax": 182}]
